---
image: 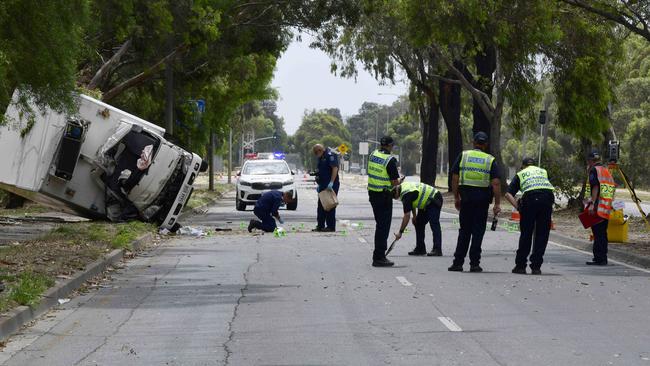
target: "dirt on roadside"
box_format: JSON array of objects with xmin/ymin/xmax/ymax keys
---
[{"xmin": 0, "ymin": 221, "xmax": 156, "ymax": 313}]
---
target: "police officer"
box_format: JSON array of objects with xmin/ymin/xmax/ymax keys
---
[
  {"xmin": 248, "ymin": 190, "xmax": 295, "ymax": 233},
  {"xmin": 505, "ymin": 158, "xmax": 555, "ymax": 275},
  {"xmin": 448, "ymin": 131, "xmax": 501, "ymax": 273},
  {"xmin": 585, "ymin": 151, "xmax": 615, "ymax": 266},
  {"xmin": 368, "ymin": 136, "xmax": 401, "ymax": 267},
  {"xmin": 312, "ymin": 144, "xmax": 340, "ymax": 232},
  {"xmin": 393, "ymin": 181, "xmax": 443, "ymax": 256}
]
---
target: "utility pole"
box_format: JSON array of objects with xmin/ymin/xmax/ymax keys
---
[
  {"xmin": 164, "ymin": 63, "xmax": 174, "ymax": 134},
  {"xmin": 228, "ymin": 128, "xmax": 233, "ymax": 184},
  {"xmin": 208, "ymin": 130, "xmax": 214, "ymax": 191}
]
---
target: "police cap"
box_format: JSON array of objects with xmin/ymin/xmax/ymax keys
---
[
  {"xmin": 380, "ymin": 136, "xmax": 394, "ymax": 146},
  {"xmin": 522, "ymin": 157, "xmax": 536, "ymax": 166},
  {"xmin": 473, "ymin": 131, "xmax": 489, "ymax": 144}
]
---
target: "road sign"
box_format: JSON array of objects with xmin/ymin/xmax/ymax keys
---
[
  {"xmin": 359, "ymin": 142, "xmax": 369, "ymax": 156},
  {"xmin": 196, "ymin": 99, "xmax": 206, "ymax": 113},
  {"xmin": 338, "ymin": 144, "xmax": 349, "ymax": 154}
]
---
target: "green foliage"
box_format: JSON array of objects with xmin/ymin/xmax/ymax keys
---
[
  {"xmin": 46, "ymin": 221, "xmax": 154, "ymax": 249},
  {"xmin": 0, "ymin": 0, "xmax": 88, "ymax": 121},
  {"xmin": 387, "ymin": 113, "xmax": 421, "ymax": 175},
  {"xmin": 546, "ymin": 8, "xmax": 621, "ymax": 139},
  {"xmin": 345, "ymin": 98, "xmax": 410, "ymax": 164},
  {"xmin": 614, "ymin": 36, "xmax": 650, "ymax": 187},
  {"xmin": 294, "ymin": 110, "xmax": 351, "ymax": 168},
  {"xmin": 8, "ymin": 271, "xmax": 54, "ymax": 307}
]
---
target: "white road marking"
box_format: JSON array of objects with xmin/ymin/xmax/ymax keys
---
[
  {"xmin": 358, "ymin": 237, "xmax": 367, "ymax": 243},
  {"xmin": 438, "ymin": 316, "xmax": 462, "ymax": 332},
  {"xmin": 548, "ymin": 241, "xmax": 650, "ymax": 274},
  {"xmin": 396, "ymin": 276, "xmax": 412, "ymax": 286}
]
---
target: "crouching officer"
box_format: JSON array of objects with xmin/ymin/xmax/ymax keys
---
[
  {"xmin": 505, "ymin": 158, "xmax": 555, "ymax": 275},
  {"xmin": 248, "ymin": 190, "xmax": 295, "ymax": 233},
  {"xmin": 368, "ymin": 136, "xmax": 400, "ymax": 267},
  {"xmin": 449, "ymin": 131, "xmax": 501, "ymax": 273},
  {"xmin": 585, "ymin": 151, "xmax": 615, "ymax": 266},
  {"xmin": 393, "ymin": 182, "xmax": 443, "ymax": 256}
]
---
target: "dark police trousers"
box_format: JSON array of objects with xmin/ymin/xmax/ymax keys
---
[
  {"xmin": 453, "ymin": 200, "xmax": 489, "ymax": 266},
  {"xmin": 317, "ymin": 183, "xmax": 340, "ymax": 229},
  {"xmin": 369, "ymin": 191, "xmax": 392, "ymax": 260},
  {"xmin": 414, "ymin": 204, "xmax": 442, "ymax": 253},
  {"xmin": 253, "ymin": 207, "xmax": 277, "ymax": 232},
  {"xmin": 516, "ymin": 193, "xmax": 553, "ymax": 269},
  {"xmin": 591, "ymin": 219, "xmax": 609, "ymax": 263}
]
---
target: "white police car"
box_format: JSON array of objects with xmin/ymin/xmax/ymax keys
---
[{"xmin": 236, "ymin": 159, "xmax": 297, "ymax": 211}]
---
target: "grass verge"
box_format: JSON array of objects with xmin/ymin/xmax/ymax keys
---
[
  {"xmin": 184, "ymin": 183, "xmax": 233, "ymax": 211},
  {"xmin": 0, "ymin": 221, "xmax": 155, "ymax": 313}
]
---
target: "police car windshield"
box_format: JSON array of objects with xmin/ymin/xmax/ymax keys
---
[{"xmin": 243, "ymin": 161, "xmax": 289, "ymax": 175}]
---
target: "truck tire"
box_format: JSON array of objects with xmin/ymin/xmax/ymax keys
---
[{"xmin": 236, "ymin": 198, "xmax": 246, "ymax": 211}]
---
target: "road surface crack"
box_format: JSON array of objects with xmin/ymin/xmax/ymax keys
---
[
  {"xmin": 222, "ymin": 252, "xmax": 260, "ymax": 366},
  {"xmin": 72, "ymin": 255, "xmax": 182, "ymax": 366}
]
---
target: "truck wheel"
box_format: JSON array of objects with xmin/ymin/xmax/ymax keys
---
[
  {"xmin": 286, "ymin": 195, "xmax": 298, "ymax": 211},
  {"xmin": 236, "ymin": 198, "xmax": 246, "ymax": 211}
]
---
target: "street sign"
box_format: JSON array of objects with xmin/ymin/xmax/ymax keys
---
[
  {"xmin": 359, "ymin": 142, "xmax": 369, "ymax": 156},
  {"xmin": 196, "ymin": 99, "xmax": 206, "ymax": 114},
  {"xmin": 338, "ymin": 143, "xmax": 349, "ymax": 154}
]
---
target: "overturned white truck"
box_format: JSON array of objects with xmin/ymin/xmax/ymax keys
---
[{"xmin": 0, "ymin": 93, "xmax": 205, "ymax": 230}]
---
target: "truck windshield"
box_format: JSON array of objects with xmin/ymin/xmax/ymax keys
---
[{"xmin": 243, "ymin": 162, "xmax": 289, "ymax": 175}]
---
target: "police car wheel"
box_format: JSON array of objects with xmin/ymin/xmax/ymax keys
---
[
  {"xmin": 287, "ymin": 195, "xmax": 298, "ymax": 211},
  {"xmin": 236, "ymin": 198, "xmax": 246, "ymax": 211}
]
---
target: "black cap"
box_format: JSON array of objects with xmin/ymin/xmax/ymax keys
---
[
  {"xmin": 587, "ymin": 150, "xmax": 601, "ymax": 160},
  {"xmin": 380, "ymin": 136, "xmax": 394, "ymax": 146},
  {"xmin": 474, "ymin": 131, "xmax": 489, "ymax": 144},
  {"xmin": 522, "ymin": 157, "xmax": 536, "ymax": 166}
]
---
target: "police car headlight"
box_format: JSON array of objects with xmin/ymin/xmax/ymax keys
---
[{"xmin": 239, "ymin": 180, "xmax": 252, "ymax": 186}]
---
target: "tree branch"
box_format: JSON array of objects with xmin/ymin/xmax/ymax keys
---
[
  {"xmin": 87, "ymin": 39, "xmax": 131, "ymax": 90},
  {"xmin": 428, "ymin": 45, "xmax": 494, "ymax": 120},
  {"xmin": 559, "ymin": 0, "xmax": 650, "ymax": 42},
  {"xmin": 102, "ymin": 44, "xmax": 189, "ymax": 102}
]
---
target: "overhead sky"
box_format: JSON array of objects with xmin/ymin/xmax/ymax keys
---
[{"xmin": 272, "ymin": 34, "xmax": 408, "ymax": 135}]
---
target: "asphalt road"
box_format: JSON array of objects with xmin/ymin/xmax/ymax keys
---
[{"xmin": 2, "ymin": 180, "xmax": 650, "ymax": 365}]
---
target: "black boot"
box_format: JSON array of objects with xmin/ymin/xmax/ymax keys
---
[{"xmin": 248, "ymin": 220, "xmax": 261, "ymax": 233}]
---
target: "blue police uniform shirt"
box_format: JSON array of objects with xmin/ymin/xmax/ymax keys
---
[
  {"xmin": 255, "ymin": 190, "xmax": 283, "ymax": 215},
  {"xmin": 317, "ymin": 148, "xmax": 340, "ymax": 190}
]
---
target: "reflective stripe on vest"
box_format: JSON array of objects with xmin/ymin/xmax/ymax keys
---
[
  {"xmin": 596, "ymin": 166, "xmax": 615, "ymax": 219},
  {"xmin": 586, "ymin": 165, "xmax": 616, "ymax": 220},
  {"xmin": 367, "ymin": 150, "xmax": 393, "ymax": 192},
  {"xmin": 459, "ymin": 150, "xmax": 495, "ymax": 187},
  {"xmin": 516, "ymin": 166, "xmax": 554, "ymax": 193},
  {"xmin": 400, "ymin": 182, "xmax": 438, "ymax": 210}
]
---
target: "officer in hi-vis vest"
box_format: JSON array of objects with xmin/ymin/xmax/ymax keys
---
[
  {"xmin": 585, "ymin": 151, "xmax": 615, "ymax": 266},
  {"xmin": 367, "ymin": 136, "xmax": 401, "ymax": 267},
  {"xmin": 448, "ymin": 131, "xmax": 501, "ymax": 273},
  {"xmin": 393, "ymin": 181, "xmax": 444, "ymax": 256},
  {"xmin": 505, "ymin": 157, "xmax": 555, "ymax": 275}
]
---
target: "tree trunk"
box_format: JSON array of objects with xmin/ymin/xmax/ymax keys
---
[
  {"xmin": 471, "ymin": 46, "xmax": 496, "ymax": 136},
  {"xmin": 489, "ymin": 109, "xmax": 508, "ymax": 193},
  {"xmin": 419, "ymin": 93, "xmax": 439, "ymax": 186},
  {"xmin": 87, "ymin": 39, "xmax": 131, "ymax": 90},
  {"xmin": 439, "ymin": 78, "xmax": 462, "ymax": 191}
]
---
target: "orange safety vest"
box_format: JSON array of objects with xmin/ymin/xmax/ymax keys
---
[{"xmin": 587, "ymin": 165, "xmax": 615, "ymax": 220}]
